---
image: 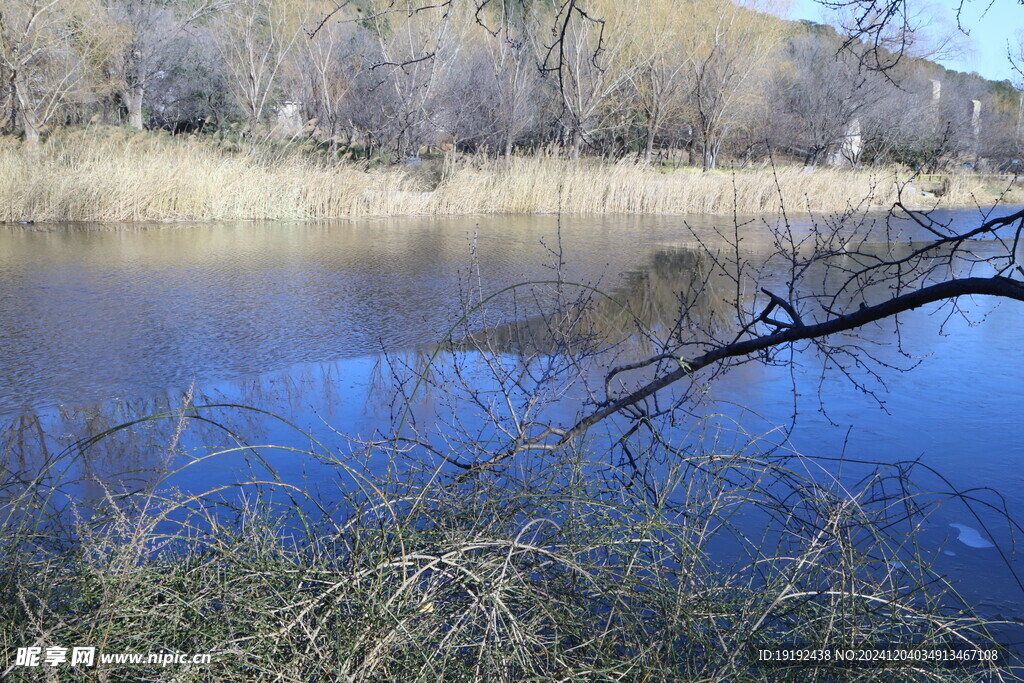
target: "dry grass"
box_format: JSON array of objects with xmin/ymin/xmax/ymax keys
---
[
  {"xmin": 0, "ymin": 129, "xmax": 1010, "ymax": 223},
  {"xmin": 1, "ymin": 405, "xmax": 1013, "ymax": 681}
]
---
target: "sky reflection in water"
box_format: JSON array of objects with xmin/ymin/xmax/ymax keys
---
[{"xmin": 1, "ymin": 209, "xmax": 1023, "ymax": 638}]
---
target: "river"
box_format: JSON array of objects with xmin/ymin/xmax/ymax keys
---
[{"xmin": 2, "ymin": 209, "xmax": 1023, "ymax": 651}]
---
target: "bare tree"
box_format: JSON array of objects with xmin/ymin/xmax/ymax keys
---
[
  {"xmin": 359, "ymin": 0, "xmax": 473, "ymax": 158},
  {"xmin": 685, "ymin": 0, "xmax": 783, "ymax": 170},
  {"xmin": 542, "ymin": 0, "xmax": 643, "ymax": 158},
  {"xmin": 0, "ymin": 0, "xmax": 99, "ymax": 147},
  {"xmin": 625, "ymin": 0, "xmax": 694, "ymax": 164},
  {"xmin": 142, "ymin": 25, "xmax": 236, "ymax": 132},
  {"xmin": 291, "ymin": 9, "xmax": 363, "ymax": 151},
  {"xmin": 101, "ymin": 0, "xmax": 233, "ymax": 130},
  {"xmin": 216, "ymin": 0, "xmax": 299, "ymax": 137},
  {"xmin": 1011, "ymin": 29, "xmax": 1023, "ymax": 152},
  {"xmin": 474, "ymin": 0, "xmax": 543, "ymax": 157},
  {"xmin": 773, "ymin": 29, "xmax": 890, "ymax": 166}
]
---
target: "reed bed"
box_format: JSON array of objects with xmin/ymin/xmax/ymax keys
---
[{"xmin": 0, "ymin": 129, "xmax": 1005, "ymax": 223}]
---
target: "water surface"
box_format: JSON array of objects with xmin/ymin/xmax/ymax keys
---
[{"xmin": 2, "ymin": 209, "xmax": 1023, "ymax": 644}]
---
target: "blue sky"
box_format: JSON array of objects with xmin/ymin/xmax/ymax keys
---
[{"xmin": 784, "ymin": 0, "xmax": 1021, "ymax": 83}]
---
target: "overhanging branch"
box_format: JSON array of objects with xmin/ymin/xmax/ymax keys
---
[{"xmin": 464, "ymin": 275, "xmax": 1024, "ymax": 474}]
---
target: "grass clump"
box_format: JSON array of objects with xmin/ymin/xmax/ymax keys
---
[{"xmin": 0, "ymin": 406, "xmax": 1014, "ymax": 681}]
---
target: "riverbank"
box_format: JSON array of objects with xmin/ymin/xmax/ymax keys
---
[
  {"xmin": 2, "ymin": 129, "xmax": 1018, "ymax": 223},
  {"xmin": 1, "ymin": 403, "xmax": 1009, "ymax": 680}
]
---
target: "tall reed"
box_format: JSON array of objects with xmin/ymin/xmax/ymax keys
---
[{"xmin": 0, "ymin": 129, "xmax": 1007, "ymax": 223}]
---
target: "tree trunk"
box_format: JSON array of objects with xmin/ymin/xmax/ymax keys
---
[
  {"xmin": 702, "ymin": 138, "xmax": 718, "ymax": 171},
  {"xmin": 21, "ymin": 110, "xmax": 40, "ymax": 150},
  {"xmin": 124, "ymin": 86, "xmax": 145, "ymax": 130},
  {"xmin": 13, "ymin": 76, "xmax": 40, "ymax": 150},
  {"xmin": 1016, "ymin": 92, "xmax": 1023, "ymax": 145},
  {"xmin": 4, "ymin": 76, "xmax": 16, "ymax": 133},
  {"xmin": 644, "ymin": 111, "xmax": 659, "ymax": 166}
]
